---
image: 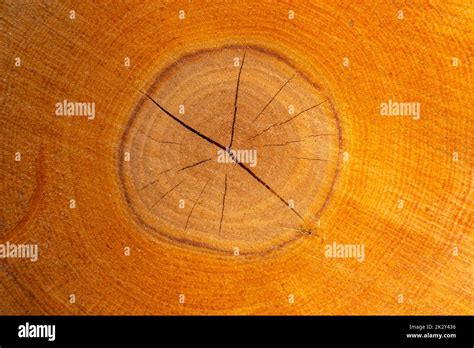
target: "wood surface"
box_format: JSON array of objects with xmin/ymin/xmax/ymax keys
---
[{"xmin": 1, "ymin": 0, "xmax": 473, "ymax": 315}]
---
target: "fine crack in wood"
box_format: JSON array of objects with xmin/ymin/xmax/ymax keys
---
[
  {"xmin": 185, "ymin": 179, "xmax": 210, "ymax": 231},
  {"xmin": 263, "ymin": 133, "xmax": 337, "ymax": 147},
  {"xmin": 135, "ymin": 127, "xmax": 181, "ymax": 145},
  {"xmin": 253, "ymin": 75, "xmax": 294, "ymax": 122},
  {"xmin": 150, "ymin": 180, "xmax": 183, "ymax": 208},
  {"xmin": 229, "ymin": 51, "xmax": 246, "ymax": 148},
  {"xmin": 177, "ymin": 158, "xmax": 212, "ymax": 172},
  {"xmin": 218, "ymin": 174, "xmax": 228, "ymax": 235},
  {"xmin": 140, "ymin": 158, "xmax": 211, "ymax": 190},
  {"xmin": 140, "ymin": 91, "xmax": 305, "ymax": 222},
  {"xmin": 249, "ymin": 99, "xmax": 328, "ymax": 140}
]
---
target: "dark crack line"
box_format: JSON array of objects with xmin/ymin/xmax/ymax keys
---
[
  {"xmin": 218, "ymin": 174, "xmax": 228, "ymax": 235},
  {"xmin": 229, "ymin": 51, "xmax": 246, "ymax": 148},
  {"xmin": 253, "ymin": 75, "xmax": 294, "ymax": 122},
  {"xmin": 141, "ymin": 91, "xmax": 226, "ymax": 150},
  {"xmin": 157, "ymin": 167, "xmax": 175, "ymax": 176},
  {"xmin": 224, "ymin": 150, "xmax": 302, "ymax": 220},
  {"xmin": 140, "ymin": 91, "xmax": 304, "ymax": 221},
  {"xmin": 140, "ymin": 168, "xmax": 178, "ymax": 190},
  {"xmin": 292, "ymin": 157, "xmax": 329, "ymax": 162},
  {"xmin": 140, "ymin": 177, "xmax": 164, "ymax": 191},
  {"xmin": 234, "ymin": 159, "xmax": 304, "ymax": 221},
  {"xmin": 151, "ymin": 180, "xmax": 183, "ymax": 208},
  {"xmin": 177, "ymin": 158, "xmax": 211, "ymax": 172},
  {"xmin": 185, "ymin": 179, "xmax": 210, "ymax": 231},
  {"xmin": 249, "ymin": 99, "xmax": 328, "ymax": 140},
  {"xmin": 136, "ymin": 127, "xmax": 181, "ymax": 145},
  {"xmin": 263, "ymin": 133, "xmax": 337, "ymax": 147},
  {"xmin": 140, "ymin": 158, "xmax": 211, "ymax": 190}
]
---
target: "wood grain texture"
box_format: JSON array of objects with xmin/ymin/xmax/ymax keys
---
[{"xmin": 1, "ymin": 0, "xmax": 473, "ymax": 315}]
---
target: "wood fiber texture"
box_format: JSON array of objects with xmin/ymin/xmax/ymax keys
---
[{"xmin": 1, "ymin": 0, "xmax": 473, "ymax": 315}]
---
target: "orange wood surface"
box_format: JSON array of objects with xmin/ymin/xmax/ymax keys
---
[{"xmin": 1, "ymin": 0, "xmax": 473, "ymax": 314}]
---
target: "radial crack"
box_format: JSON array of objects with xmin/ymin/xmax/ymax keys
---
[
  {"xmin": 141, "ymin": 91, "xmax": 226, "ymax": 150},
  {"xmin": 136, "ymin": 127, "xmax": 181, "ymax": 145},
  {"xmin": 292, "ymin": 157, "xmax": 329, "ymax": 162},
  {"xmin": 140, "ymin": 158, "xmax": 211, "ymax": 190},
  {"xmin": 253, "ymin": 75, "xmax": 294, "ymax": 122},
  {"xmin": 140, "ymin": 177, "xmax": 162, "ymax": 191},
  {"xmin": 263, "ymin": 133, "xmax": 337, "ymax": 147},
  {"xmin": 185, "ymin": 179, "xmax": 210, "ymax": 230},
  {"xmin": 249, "ymin": 100, "xmax": 328, "ymax": 140},
  {"xmin": 229, "ymin": 51, "xmax": 246, "ymax": 148},
  {"xmin": 218, "ymin": 174, "xmax": 228, "ymax": 235},
  {"xmin": 140, "ymin": 91, "xmax": 304, "ymax": 221},
  {"xmin": 151, "ymin": 180, "xmax": 183, "ymax": 208},
  {"xmin": 177, "ymin": 158, "xmax": 211, "ymax": 172},
  {"xmin": 234, "ymin": 159, "xmax": 304, "ymax": 221}
]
